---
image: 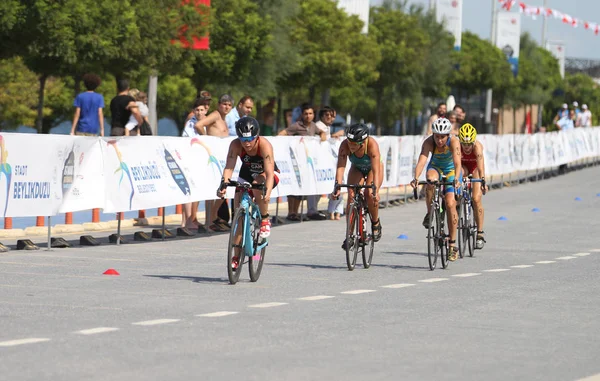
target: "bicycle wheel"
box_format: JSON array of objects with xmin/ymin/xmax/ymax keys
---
[
  {"xmin": 361, "ymin": 206, "xmax": 375, "ymax": 269},
  {"xmin": 467, "ymin": 202, "xmax": 476, "ymax": 257},
  {"xmin": 457, "ymin": 200, "xmax": 466, "ymax": 259},
  {"xmin": 345, "ymin": 204, "xmax": 359, "ymax": 271},
  {"xmin": 439, "ymin": 207, "xmax": 449, "ymax": 269},
  {"xmin": 248, "ymin": 215, "xmax": 266, "ymax": 282},
  {"xmin": 426, "ymin": 207, "xmax": 439, "ymax": 270},
  {"xmin": 227, "ymin": 207, "xmax": 246, "ymax": 284}
]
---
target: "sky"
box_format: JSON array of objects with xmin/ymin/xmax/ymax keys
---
[{"xmin": 370, "ymin": 0, "xmax": 600, "ymax": 60}]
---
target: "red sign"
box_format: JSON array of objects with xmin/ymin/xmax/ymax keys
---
[{"xmin": 175, "ymin": 0, "xmax": 210, "ymax": 50}]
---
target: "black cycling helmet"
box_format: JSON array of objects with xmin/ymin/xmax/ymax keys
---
[
  {"xmin": 235, "ymin": 116, "xmax": 260, "ymax": 139},
  {"xmin": 346, "ymin": 123, "xmax": 369, "ymax": 143}
]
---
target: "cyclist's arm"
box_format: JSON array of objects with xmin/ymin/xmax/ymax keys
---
[
  {"xmin": 414, "ymin": 138, "xmax": 432, "ymax": 180},
  {"xmin": 222, "ymin": 140, "xmax": 240, "ymax": 183},
  {"xmin": 451, "ymin": 137, "xmax": 462, "ymax": 181},
  {"xmin": 475, "ymin": 141, "xmax": 485, "ymax": 179},
  {"xmin": 368, "ymin": 139, "xmax": 382, "ymax": 195},
  {"xmin": 260, "ymin": 139, "xmax": 275, "ymax": 200},
  {"xmin": 335, "ymin": 141, "xmax": 349, "ymax": 184}
]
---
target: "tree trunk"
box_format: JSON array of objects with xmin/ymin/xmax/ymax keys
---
[
  {"xmin": 400, "ymin": 103, "xmax": 406, "ymax": 136},
  {"xmin": 36, "ymin": 74, "xmax": 48, "ymax": 134},
  {"xmin": 321, "ymin": 88, "xmax": 330, "ymax": 107},
  {"xmin": 376, "ymin": 90, "xmax": 383, "ymax": 136},
  {"xmin": 308, "ymin": 86, "xmax": 316, "ymax": 105},
  {"xmin": 275, "ymin": 91, "xmax": 283, "ymax": 133},
  {"xmin": 512, "ymin": 106, "xmax": 517, "ymax": 135},
  {"xmin": 74, "ymin": 74, "xmax": 82, "ymax": 95}
]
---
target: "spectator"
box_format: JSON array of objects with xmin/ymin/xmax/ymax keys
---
[
  {"xmin": 573, "ymin": 101, "xmax": 581, "ymax": 117},
  {"xmin": 578, "ymin": 104, "xmax": 592, "ymax": 127},
  {"xmin": 180, "ymin": 98, "xmax": 210, "ymax": 233},
  {"xmin": 260, "ymin": 98, "xmax": 276, "ymax": 136},
  {"xmin": 316, "ymin": 106, "xmax": 344, "ymax": 220},
  {"xmin": 553, "ymin": 103, "xmax": 569, "ymax": 124},
  {"xmin": 206, "ymin": 94, "xmax": 234, "ymax": 232},
  {"xmin": 453, "ymin": 104, "xmax": 465, "ymax": 125},
  {"xmin": 278, "ymin": 103, "xmax": 327, "ymax": 221},
  {"xmin": 426, "ymin": 102, "xmax": 446, "ymax": 135},
  {"xmin": 225, "ymin": 95, "xmax": 254, "ymax": 136},
  {"xmin": 125, "ymin": 89, "xmax": 151, "ymax": 136},
  {"xmin": 446, "ymin": 110, "xmax": 459, "ymax": 135},
  {"xmin": 555, "ymin": 110, "xmax": 574, "ymax": 131},
  {"xmin": 182, "ymin": 98, "xmax": 210, "ymax": 137},
  {"xmin": 109, "ymin": 79, "xmax": 142, "ymax": 136},
  {"xmin": 70, "ymin": 73, "xmax": 105, "ymax": 136}
]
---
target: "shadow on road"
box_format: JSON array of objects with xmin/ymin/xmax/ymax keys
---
[
  {"xmin": 268, "ymin": 262, "xmax": 348, "ymax": 270},
  {"xmin": 383, "ymin": 251, "xmax": 427, "ymax": 257},
  {"xmin": 144, "ymin": 274, "xmax": 228, "ymax": 284}
]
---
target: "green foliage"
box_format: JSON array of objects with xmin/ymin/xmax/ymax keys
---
[
  {"xmin": 449, "ymin": 31, "xmax": 513, "ymax": 97},
  {"xmin": 157, "ymin": 75, "xmax": 197, "ymax": 130}
]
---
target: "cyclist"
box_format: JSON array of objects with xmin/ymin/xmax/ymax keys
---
[
  {"xmin": 458, "ymin": 123, "xmax": 488, "ymax": 249},
  {"xmin": 410, "ymin": 118, "xmax": 462, "ymax": 261},
  {"xmin": 331, "ymin": 123, "xmax": 383, "ymax": 249},
  {"xmin": 217, "ymin": 116, "xmax": 279, "ymax": 240}
]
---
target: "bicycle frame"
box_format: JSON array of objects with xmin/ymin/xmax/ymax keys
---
[{"xmin": 238, "ymin": 190, "xmax": 268, "ymax": 257}]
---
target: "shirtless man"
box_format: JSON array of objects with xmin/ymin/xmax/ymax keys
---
[{"xmin": 203, "ymin": 94, "xmax": 233, "ymax": 231}]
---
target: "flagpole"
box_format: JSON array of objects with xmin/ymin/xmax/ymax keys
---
[
  {"xmin": 537, "ymin": 0, "xmax": 548, "ymax": 131},
  {"xmin": 485, "ymin": 0, "xmax": 498, "ymax": 133}
]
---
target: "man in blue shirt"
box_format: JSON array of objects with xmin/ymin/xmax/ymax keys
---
[
  {"xmin": 70, "ymin": 74, "xmax": 105, "ymax": 136},
  {"xmin": 556, "ymin": 110, "xmax": 575, "ymax": 131},
  {"xmin": 225, "ymin": 95, "xmax": 254, "ymax": 136}
]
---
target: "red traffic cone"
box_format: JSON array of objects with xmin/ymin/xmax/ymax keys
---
[{"xmin": 103, "ymin": 268, "xmax": 120, "ymax": 276}]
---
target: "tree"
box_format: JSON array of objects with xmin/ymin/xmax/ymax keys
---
[
  {"xmin": 368, "ymin": 1, "xmax": 429, "ymax": 134},
  {"xmin": 191, "ymin": 0, "xmax": 273, "ymax": 93},
  {"xmin": 157, "ymin": 75, "xmax": 197, "ymax": 130},
  {"xmin": 449, "ymin": 32, "xmax": 513, "ymax": 98}
]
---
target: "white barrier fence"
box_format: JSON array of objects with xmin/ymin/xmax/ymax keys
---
[{"xmin": 0, "ymin": 128, "xmax": 598, "ymax": 218}]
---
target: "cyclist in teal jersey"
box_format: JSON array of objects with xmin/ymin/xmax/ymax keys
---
[
  {"xmin": 410, "ymin": 118, "xmax": 462, "ymax": 261},
  {"xmin": 332, "ymin": 123, "xmax": 383, "ymax": 247}
]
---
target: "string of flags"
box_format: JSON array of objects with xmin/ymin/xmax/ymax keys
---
[{"xmin": 498, "ymin": 0, "xmax": 600, "ymax": 36}]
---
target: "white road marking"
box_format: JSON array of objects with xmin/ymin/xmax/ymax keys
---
[
  {"xmin": 0, "ymin": 338, "xmax": 50, "ymax": 347},
  {"xmin": 75, "ymin": 327, "xmax": 119, "ymax": 335},
  {"xmin": 297, "ymin": 295, "xmax": 335, "ymax": 301},
  {"xmin": 556, "ymin": 256, "xmax": 577, "ymax": 260},
  {"xmin": 418, "ymin": 278, "xmax": 449, "ymax": 283},
  {"xmin": 590, "ymin": 249, "xmax": 600, "ymax": 252},
  {"xmin": 248, "ymin": 302, "xmax": 288, "ymax": 308},
  {"xmin": 483, "ymin": 269, "xmax": 511, "ymax": 272},
  {"xmin": 452, "ymin": 273, "xmax": 481, "ymax": 278},
  {"xmin": 196, "ymin": 311, "xmax": 239, "ymax": 318},
  {"xmin": 380, "ymin": 283, "xmax": 416, "ymax": 289},
  {"xmin": 340, "ymin": 289, "xmax": 377, "ymax": 295},
  {"xmin": 132, "ymin": 319, "xmax": 180, "ymax": 326},
  {"xmin": 511, "ymin": 265, "xmax": 534, "ymax": 269},
  {"xmin": 535, "ymin": 261, "xmax": 556, "ymax": 264},
  {"xmin": 574, "ymin": 252, "xmax": 591, "ymax": 257}
]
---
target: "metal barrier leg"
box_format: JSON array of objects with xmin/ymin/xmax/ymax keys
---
[
  {"xmin": 47, "ymin": 216, "xmax": 51, "ymax": 251},
  {"xmin": 300, "ymin": 196, "xmax": 304, "ymax": 223},
  {"xmin": 117, "ymin": 216, "xmax": 121, "ymax": 246},
  {"xmin": 404, "ymin": 185, "xmax": 407, "ymax": 203},
  {"xmin": 162, "ymin": 212, "xmax": 166, "ymax": 241},
  {"xmin": 274, "ymin": 197, "xmax": 280, "ymax": 225},
  {"xmin": 386, "ymin": 188, "xmax": 389, "ymax": 208}
]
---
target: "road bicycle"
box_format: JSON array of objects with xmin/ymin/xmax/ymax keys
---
[
  {"xmin": 220, "ymin": 181, "xmax": 268, "ymax": 284},
  {"xmin": 457, "ymin": 175, "xmax": 484, "ymax": 258},
  {"xmin": 335, "ymin": 181, "xmax": 377, "ymax": 271},
  {"xmin": 414, "ymin": 177, "xmax": 457, "ymax": 270}
]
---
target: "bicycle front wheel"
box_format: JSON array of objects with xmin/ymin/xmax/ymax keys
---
[
  {"xmin": 249, "ymin": 217, "xmax": 266, "ymax": 282},
  {"xmin": 439, "ymin": 208, "xmax": 449, "ymax": 269},
  {"xmin": 227, "ymin": 207, "xmax": 246, "ymax": 284},
  {"xmin": 467, "ymin": 201, "xmax": 476, "ymax": 257},
  {"xmin": 457, "ymin": 200, "xmax": 466, "ymax": 259},
  {"xmin": 361, "ymin": 207, "xmax": 375, "ymax": 269},
  {"xmin": 426, "ymin": 207, "xmax": 439, "ymax": 271},
  {"xmin": 345, "ymin": 204, "xmax": 359, "ymax": 271}
]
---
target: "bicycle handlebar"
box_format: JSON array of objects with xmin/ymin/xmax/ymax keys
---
[{"xmin": 219, "ymin": 181, "xmax": 266, "ymax": 198}]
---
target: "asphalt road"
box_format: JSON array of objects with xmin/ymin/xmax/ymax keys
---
[{"xmin": 1, "ymin": 166, "xmax": 599, "ymax": 381}]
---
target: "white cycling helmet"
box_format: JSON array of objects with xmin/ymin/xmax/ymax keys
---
[{"xmin": 432, "ymin": 117, "xmax": 452, "ymax": 135}]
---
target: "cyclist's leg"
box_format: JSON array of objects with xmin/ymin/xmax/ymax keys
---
[
  {"xmin": 342, "ymin": 167, "xmax": 363, "ymax": 249},
  {"xmin": 444, "ymin": 170, "xmax": 459, "ymax": 260},
  {"xmin": 423, "ymin": 167, "xmax": 441, "ymax": 228},
  {"xmin": 471, "ymin": 167, "xmax": 486, "ymax": 247},
  {"xmin": 365, "ymin": 166, "xmax": 383, "ymax": 241},
  {"xmin": 250, "ymin": 173, "xmax": 277, "ymax": 238}
]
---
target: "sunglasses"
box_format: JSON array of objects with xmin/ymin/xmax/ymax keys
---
[
  {"xmin": 348, "ymin": 140, "xmax": 364, "ymax": 146},
  {"xmin": 239, "ymin": 136, "xmax": 257, "ymax": 142},
  {"xmin": 461, "ymin": 143, "xmax": 474, "ymax": 147}
]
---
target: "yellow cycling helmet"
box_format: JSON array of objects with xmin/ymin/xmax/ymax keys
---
[{"xmin": 459, "ymin": 123, "xmax": 477, "ymax": 144}]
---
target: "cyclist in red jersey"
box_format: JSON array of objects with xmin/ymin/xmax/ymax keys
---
[
  {"xmin": 458, "ymin": 123, "xmax": 488, "ymax": 249},
  {"xmin": 217, "ymin": 117, "xmax": 279, "ymax": 239}
]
